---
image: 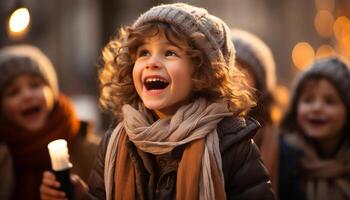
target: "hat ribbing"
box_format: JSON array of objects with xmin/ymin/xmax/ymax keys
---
[
  {"xmin": 0, "ymin": 45, "xmax": 59, "ymax": 98},
  {"xmin": 231, "ymin": 29, "xmax": 276, "ymax": 92},
  {"xmin": 133, "ymin": 3, "xmax": 235, "ymax": 67}
]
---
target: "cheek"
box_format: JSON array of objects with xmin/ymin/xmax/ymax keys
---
[
  {"xmin": 296, "ymin": 103, "xmax": 307, "ymax": 125},
  {"xmin": 1, "ymin": 98, "xmax": 20, "ymax": 120},
  {"xmin": 132, "ymin": 66, "xmax": 142, "ymax": 92}
]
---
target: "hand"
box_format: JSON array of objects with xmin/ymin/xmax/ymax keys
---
[
  {"xmin": 40, "ymin": 171, "xmax": 89, "ymax": 200},
  {"xmin": 40, "ymin": 171, "xmax": 67, "ymax": 200}
]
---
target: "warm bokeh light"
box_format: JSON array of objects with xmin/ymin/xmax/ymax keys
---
[
  {"xmin": 316, "ymin": 44, "xmax": 336, "ymax": 58},
  {"xmin": 315, "ymin": 0, "xmax": 335, "ymax": 12},
  {"xmin": 314, "ymin": 10, "xmax": 334, "ymax": 38},
  {"xmin": 271, "ymin": 85, "xmax": 290, "ymax": 123},
  {"xmin": 339, "ymin": 35, "xmax": 350, "ymax": 59},
  {"xmin": 333, "ymin": 16, "xmax": 350, "ymax": 41},
  {"xmin": 9, "ymin": 8, "xmax": 30, "ymax": 33},
  {"xmin": 292, "ymin": 42, "xmax": 315, "ymax": 70}
]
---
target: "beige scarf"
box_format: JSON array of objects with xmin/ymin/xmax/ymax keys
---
[
  {"xmin": 284, "ymin": 134, "xmax": 350, "ymax": 200},
  {"xmin": 104, "ymin": 98, "xmax": 233, "ymax": 200}
]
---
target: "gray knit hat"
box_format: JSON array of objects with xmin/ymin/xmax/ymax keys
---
[
  {"xmin": 133, "ymin": 3, "xmax": 235, "ymax": 67},
  {"xmin": 293, "ymin": 56, "xmax": 350, "ymax": 111},
  {"xmin": 282, "ymin": 56, "xmax": 350, "ymax": 131},
  {"xmin": 231, "ymin": 29, "xmax": 276, "ymax": 93},
  {"xmin": 0, "ymin": 45, "xmax": 59, "ymax": 98}
]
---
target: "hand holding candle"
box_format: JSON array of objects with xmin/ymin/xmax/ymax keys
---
[{"xmin": 47, "ymin": 139, "xmax": 73, "ymax": 200}]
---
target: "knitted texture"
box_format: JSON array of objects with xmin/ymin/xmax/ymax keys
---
[
  {"xmin": 133, "ymin": 3, "xmax": 235, "ymax": 67},
  {"xmin": 231, "ymin": 29, "xmax": 276, "ymax": 92},
  {"xmin": 293, "ymin": 56, "xmax": 350, "ymax": 113},
  {"xmin": 0, "ymin": 45, "xmax": 58, "ymax": 97}
]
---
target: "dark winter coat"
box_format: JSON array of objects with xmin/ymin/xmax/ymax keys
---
[
  {"xmin": 85, "ymin": 117, "xmax": 276, "ymax": 200},
  {"xmin": 278, "ymin": 137, "xmax": 305, "ymax": 200}
]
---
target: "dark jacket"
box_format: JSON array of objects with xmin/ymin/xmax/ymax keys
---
[
  {"xmin": 0, "ymin": 143, "xmax": 13, "ymax": 200},
  {"xmin": 70, "ymin": 121, "xmax": 100, "ymax": 182},
  {"xmin": 86, "ymin": 117, "xmax": 275, "ymax": 200},
  {"xmin": 278, "ymin": 137, "xmax": 306, "ymax": 200}
]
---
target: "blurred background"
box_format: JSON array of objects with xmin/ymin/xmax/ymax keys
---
[{"xmin": 1, "ymin": 0, "xmax": 350, "ymax": 133}]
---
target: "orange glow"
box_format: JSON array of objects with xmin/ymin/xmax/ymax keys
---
[
  {"xmin": 314, "ymin": 10, "xmax": 334, "ymax": 38},
  {"xmin": 315, "ymin": 0, "xmax": 335, "ymax": 11},
  {"xmin": 316, "ymin": 44, "xmax": 335, "ymax": 58},
  {"xmin": 292, "ymin": 42, "xmax": 315, "ymax": 70},
  {"xmin": 333, "ymin": 16, "xmax": 350, "ymax": 41},
  {"xmin": 339, "ymin": 35, "xmax": 350, "ymax": 59},
  {"xmin": 271, "ymin": 85, "xmax": 290, "ymax": 123}
]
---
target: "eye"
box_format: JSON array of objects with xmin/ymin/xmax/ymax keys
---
[
  {"xmin": 136, "ymin": 49, "xmax": 150, "ymax": 58},
  {"xmin": 3, "ymin": 86, "xmax": 20, "ymax": 97},
  {"xmin": 165, "ymin": 50, "xmax": 178, "ymax": 57},
  {"xmin": 29, "ymin": 79, "xmax": 43, "ymax": 89},
  {"xmin": 300, "ymin": 95, "xmax": 314, "ymax": 104},
  {"xmin": 324, "ymin": 96, "xmax": 337, "ymax": 105}
]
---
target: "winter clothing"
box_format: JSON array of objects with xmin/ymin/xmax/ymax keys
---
[
  {"xmin": 0, "ymin": 95, "xmax": 98, "ymax": 200},
  {"xmin": 231, "ymin": 29, "xmax": 276, "ymax": 93},
  {"xmin": 86, "ymin": 116, "xmax": 275, "ymax": 200},
  {"xmin": 283, "ymin": 57, "xmax": 350, "ymax": 130},
  {"xmin": 0, "ymin": 44, "xmax": 99, "ymax": 200},
  {"xmin": 0, "ymin": 45, "xmax": 59, "ymax": 98},
  {"xmin": 0, "ymin": 143, "xmax": 14, "ymax": 200},
  {"xmin": 105, "ymin": 99, "xmax": 231, "ymax": 200},
  {"xmin": 133, "ymin": 3, "xmax": 235, "ymax": 68},
  {"xmin": 278, "ymin": 57, "xmax": 350, "ymax": 200},
  {"xmin": 231, "ymin": 29, "xmax": 278, "ymax": 191}
]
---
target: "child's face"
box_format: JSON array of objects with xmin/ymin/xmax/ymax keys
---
[
  {"xmin": 133, "ymin": 31, "xmax": 194, "ymax": 118},
  {"xmin": 297, "ymin": 79, "xmax": 346, "ymax": 142},
  {"xmin": 1, "ymin": 74, "xmax": 55, "ymax": 131}
]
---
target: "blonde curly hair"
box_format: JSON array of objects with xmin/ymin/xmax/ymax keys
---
[{"xmin": 99, "ymin": 22, "xmax": 255, "ymax": 119}]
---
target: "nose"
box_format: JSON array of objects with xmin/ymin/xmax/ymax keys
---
[
  {"xmin": 21, "ymin": 87, "xmax": 34, "ymax": 101},
  {"xmin": 145, "ymin": 54, "xmax": 162, "ymax": 70},
  {"xmin": 311, "ymin": 99, "xmax": 323, "ymax": 111}
]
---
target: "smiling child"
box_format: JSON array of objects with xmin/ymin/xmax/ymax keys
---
[
  {"xmin": 278, "ymin": 57, "xmax": 350, "ymax": 200},
  {"xmin": 40, "ymin": 3, "xmax": 275, "ymax": 200}
]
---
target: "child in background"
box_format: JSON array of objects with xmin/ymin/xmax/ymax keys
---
[
  {"xmin": 231, "ymin": 29, "xmax": 279, "ymax": 191},
  {"xmin": 40, "ymin": 3, "xmax": 275, "ymax": 200},
  {"xmin": 0, "ymin": 45, "xmax": 99, "ymax": 200},
  {"xmin": 278, "ymin": 57, "xmax": 350, "ymax": 200}
]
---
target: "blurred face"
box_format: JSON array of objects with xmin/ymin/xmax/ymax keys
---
[
  {"xmin": 1, "ymin": 74, "xmax": 55, "ymax": 131},
  {"xmin": 133, "ymin": 31, "xmax": 194, "ymax": 118},
  {"xmin": 297, "ymin": 79, "xmax": 347, "ymax": 142}
]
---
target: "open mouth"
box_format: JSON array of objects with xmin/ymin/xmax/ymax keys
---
[
  {"xmin": 21, "ymin": 105, "xmax": 42, "ymax": 117},
  {"xmin": 308, "ymin": 118, "xmax": 327, "ymax": 126},
  {"xmin": 144, "ymin": 77, "xmax": 169, "ymax": 90}
]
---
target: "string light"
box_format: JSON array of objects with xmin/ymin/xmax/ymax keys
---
[{"xmin": 7, "ymin": 1, "xmax": 31, "ymax": 40}]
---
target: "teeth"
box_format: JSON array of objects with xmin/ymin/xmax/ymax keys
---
[{"xmin": 145, "ymin": 78, "xmax": 168, "ymax": 83}]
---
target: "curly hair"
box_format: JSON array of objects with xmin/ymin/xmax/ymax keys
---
[{"xmin": 99, "ymin": 22, "xmax": 255, "ymax": 119}]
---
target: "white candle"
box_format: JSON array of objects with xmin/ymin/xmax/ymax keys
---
[{"xmin": 47, "ymin": 139, "xmax": 72, "ymax": 171}]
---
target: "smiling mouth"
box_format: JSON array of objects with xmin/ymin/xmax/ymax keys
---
[
  {"xmin": 21, "ymin": 106, "xmax": 41, "ymax": 117},
  {"xmin": 144, "ymin": 78, "xmax": 169, "ymax": 90},
  {"xmin": 308, "ymin": 118, "xmax": 327, "ymax": 126}
]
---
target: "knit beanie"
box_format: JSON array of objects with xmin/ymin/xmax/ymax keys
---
[
  {"xmin": 293, "ymin": 56, "xmax": 350, "ymax": 112},
  {"xmin": 231, "ymin": 29, "xmax": 276, "ymax": 92},
  {"xmin": 281, "ymin": 56, "xmax": 350, "ymax": 132},
  {"xmin": 0, "ymin": 45, "xmax": 59, "ymax": 98},
  {"xmin": 132, "ymin": 3, "xmax": 235, "ymax": 67}
]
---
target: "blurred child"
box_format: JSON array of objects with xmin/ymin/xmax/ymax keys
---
[
  {"xmin": 0, "ymin": 45, "xmax": 99, "ymax": 200},
  {"xmin": 40, "ymin": 3, "xmax": 275, "ymax": 200},
  {"xmin": 278, "ymin": 57, "xmax": 350, "ymax": 200},
  {"xmin": 231, "ymin": 29, "xmax": 279, "ymax": 191}
]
